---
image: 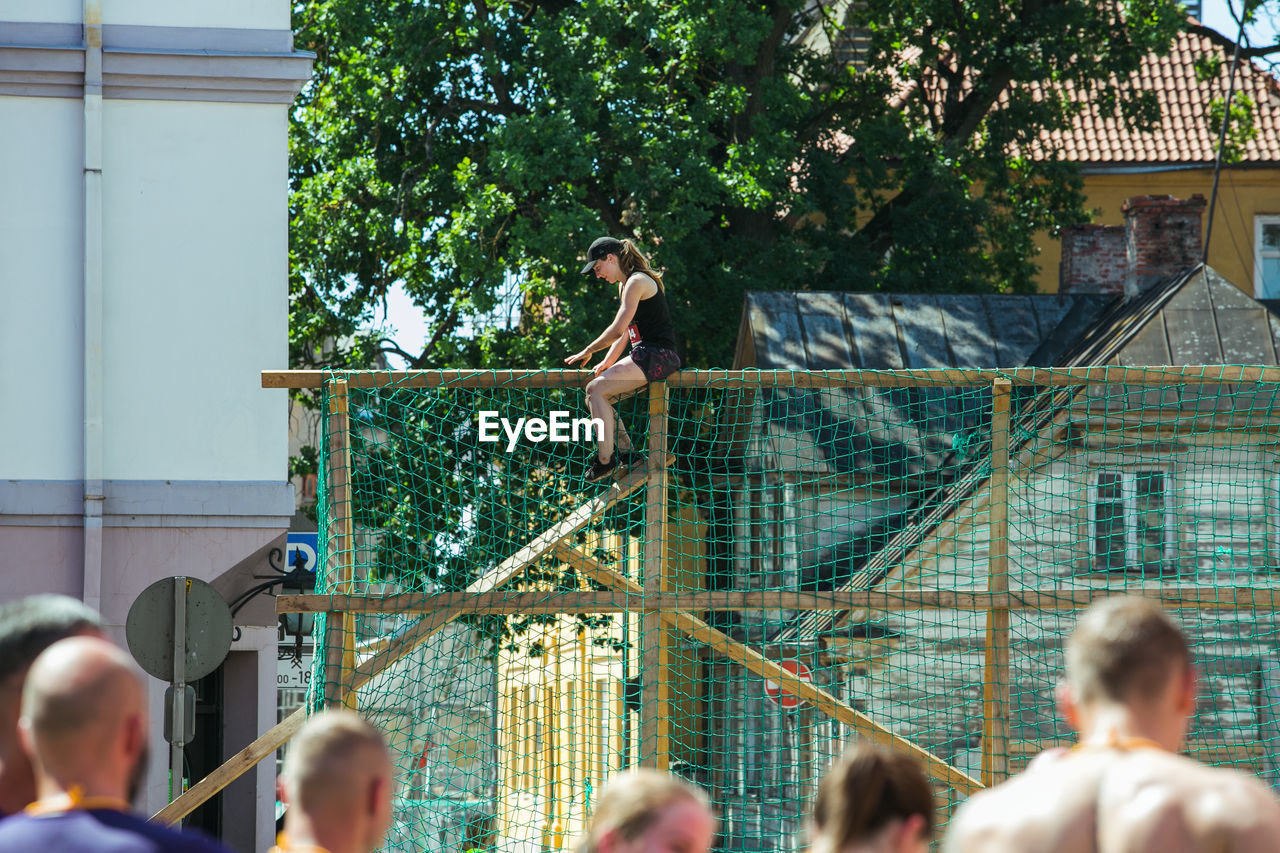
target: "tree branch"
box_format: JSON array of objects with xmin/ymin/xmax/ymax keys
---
[
  {"xmin": 1185, "ymin": 22, "xmax": 1280, "ymax": 57},
  {"xmin": 472, "ymin": 0, "xmax": 519, "ymax": 114},
  {"xmin": 448, "ymin": 96, "xmax": 528, "ymax": 117},
  {"xmin": 409, "ymin": 308, "xmax": 461, "ymax": 369},
  {"xmin": 376, "ymin": 337, "xmax": 419, "ymax": 364},
  {"xmin": 585, "ymin": 186, "xmax": 632, "ymax": 239}
]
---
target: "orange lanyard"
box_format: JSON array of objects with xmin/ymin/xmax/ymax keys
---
[
  {"xmin": 269, "ymin": 834, "xmax": 333, "ymax": 853},
  {"xmin": 1071, "ymin": 733, "xmax": 1166, "ymax": 753},
  {"xmin": 24, "ymin": 785, "xmax": 131, "ymax": 816}
]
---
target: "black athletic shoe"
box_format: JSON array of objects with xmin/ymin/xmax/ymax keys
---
[
  {"xmin": 585, "ymin": 454, "xmax": 619, "ymax": 483},
  {"xmin": 617, "ymin": 450, "xmax": 645, "ymax": 468}
]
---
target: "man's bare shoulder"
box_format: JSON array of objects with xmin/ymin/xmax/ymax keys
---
[
  {"xmin": 1179, "ymin": 760, "xmax": 1280, "ymax": 849},
  {"xmin": 945, "ymin": 757, "xmax": 1093, "ymax": 853},
  {"xmin": 946, "ymin": 750, "xmax": 1280, "ymax": 853}
]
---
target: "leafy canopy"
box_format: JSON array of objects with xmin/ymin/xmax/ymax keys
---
[{"xmin": 290, "ymin": 0, "xmax": 1185, "ymax": 371}]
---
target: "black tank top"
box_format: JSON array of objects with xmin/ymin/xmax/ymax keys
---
[{"xmin": 626, "ymin": 278, "xmax": 677, "ymax": 350}]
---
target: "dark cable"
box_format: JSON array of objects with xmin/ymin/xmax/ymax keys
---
[{"xmin": 1203, "ymin": 0, "xmax": 1249, "ymax": 262}]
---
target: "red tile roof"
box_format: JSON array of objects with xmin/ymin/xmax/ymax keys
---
[
  {"xmin": 1036, "ymin": 24, "xmax": 1280, "ymax": 164},
  {"xmin": 829, "ymin": 24, "xmax": 1280, "ymax": 166}
]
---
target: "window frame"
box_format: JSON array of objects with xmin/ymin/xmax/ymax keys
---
[
  {"xmin": 1086, "ymin": 467, "xmax": 1176, "ymax": 575},
  {"xmin": 1253, "ymin": 214, "xmax": 1280, "ymax": 299}
]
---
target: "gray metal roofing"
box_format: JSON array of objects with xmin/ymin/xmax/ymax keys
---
[{"xmin": 735, "ymin": 270, "xmax": 1280, "ymax": 371}]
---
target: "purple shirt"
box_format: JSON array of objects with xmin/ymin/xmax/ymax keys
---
[{"xmin": 0, "ymin": 808, "xmax": 231, "ymax": 852}]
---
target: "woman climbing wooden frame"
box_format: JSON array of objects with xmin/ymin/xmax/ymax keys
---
[{"xmin": 564, "ymin": 237, "xmax": 681, "ymax": 482}]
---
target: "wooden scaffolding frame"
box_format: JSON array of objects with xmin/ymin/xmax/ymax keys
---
[{"xmin": 154, "ymin": 364, "xmax": 1280, "ymax": 825}]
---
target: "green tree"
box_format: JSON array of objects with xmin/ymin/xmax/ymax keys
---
[{"xmin": 290, "ymin": 0, "xmax": 1185, "ymax": 371}]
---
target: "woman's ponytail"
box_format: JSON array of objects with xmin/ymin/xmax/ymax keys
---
[{"xmin": 617, "ymin": 239, "xmax": 664, "ymax": 291}]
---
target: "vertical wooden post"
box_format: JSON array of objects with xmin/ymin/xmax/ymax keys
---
[
  {"xmin": 325, "ymin": 379, "xmax": 359, "ymax": 710},
  {"xmin": 640, "ymin": 381, "xmax": 671, "ymax": 769},
  {"xmin": 981, "ymin": 379, "xmax": 1012, "ymax": 786}
]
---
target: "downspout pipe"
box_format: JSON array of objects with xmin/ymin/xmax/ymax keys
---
[{"xmin": 83, "ymin": 0, "xmax": 104, "ymax": 612}]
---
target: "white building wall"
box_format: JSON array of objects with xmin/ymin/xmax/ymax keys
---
[
  {"xmin": 0, "ymin": 95, "xmax": 84, "ymax": 480},
  {"xmin": 102, "ymin": 99, "xmax": 287, "ymax": 481},
  {"xmin": 0, "ymin": 1, "xmax": 288, "ymax": 29},
  {"xmin": 0, "ymin": 2, "xmax": 80, "ymax": 23},
  {"xmin": 102, "ymin": 1, "xmax": 289, "ymax": 29},
  {"xmin": 0, "ymin": 5, "xmax": 310, "ymax": 850}
]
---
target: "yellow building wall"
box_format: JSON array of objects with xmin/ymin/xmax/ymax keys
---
[
  {"xmin": 494, "ymin": 497, "xmax": 709, "ymax": 852},
  {"xmin": 1033, "ymin": 166, "xmax": 1280, "ymax": 294}
]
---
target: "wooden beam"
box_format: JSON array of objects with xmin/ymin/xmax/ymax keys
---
[
  {"xmin": 664, "ymin": 366, "xmax": 1280, "ymax": 388},
  {"xmin": 981, "ymin": 379, "xmax": 1011, "ymax": 786},
  {"xmin": 325, "ymin": 379, "xmax": 358, "ymax": 710},
  {"xmin": 261, "ymin": 366, "xmax": 1280, "ymax": 391},
  {"xmin": 552, "ymin": 543, "xmax": 983, "ymax": 794},
  {"xmin": 263, "ymin": 369, "xmax": 593, "ymax": 389},
  {"xmin": 641, "ymin": 382, "xmax": 671, "ymax": 770},
  {"xmin": 1076, "ymin": 412, "xmax": 1280, "ymax": 433},
  {"xmin": 151, "ymin": 708, "xmax": 306, "ymax": 825},
  {"xmin": 1007, "ymin": 738, "xmax": 1274, "ymax": 762},
  {"xmin": 278, "ymin": 586, "xmax": 1280, "ymax": 615}
]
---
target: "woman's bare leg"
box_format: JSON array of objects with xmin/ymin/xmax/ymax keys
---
[{"xmin": 585, "ymin": 358, "xmax": 646, "ymax": 463}]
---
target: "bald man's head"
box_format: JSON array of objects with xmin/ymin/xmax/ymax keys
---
[
  {"xmin": 282, "ymin": 711, "xmax": 393, "ymax": 852},
  {"xmin": 19, "ymin": 636, "xmax": 146, "ymax": 798}
]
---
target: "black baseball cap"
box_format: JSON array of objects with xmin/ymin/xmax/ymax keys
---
[{"xmin": 581, "ymin": 237, "xmax": 623, "ymax": 274}]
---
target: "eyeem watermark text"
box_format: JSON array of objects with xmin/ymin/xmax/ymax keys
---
[{"xmin": 478, "ymin": 411, "xmax": 604, "ymax": 452}]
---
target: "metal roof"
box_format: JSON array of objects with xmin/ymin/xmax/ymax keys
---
[{"xmin": 734, "ymin": 270, "xmax": 1280, "ymax": 373}]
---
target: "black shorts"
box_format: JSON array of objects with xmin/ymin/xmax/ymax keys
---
[{"xmin": 630, "ymin": 344, "xmax": 681, "ymax": 382}]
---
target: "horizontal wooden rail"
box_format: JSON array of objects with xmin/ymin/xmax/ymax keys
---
[
  {"xmin": 261, "ymin": 365, "xmax": 1280, "ymax": 390},
  {"xmin": 1007, "ymin": 737, "xmax": 1277, "ymax": 758},
  {"xmin": 277, "ymin": 586, "xmax": 1280, "ymax": 615},
  {"xmin": 262, "ymin": 369, "xmax": 594, "ymax": 389}
]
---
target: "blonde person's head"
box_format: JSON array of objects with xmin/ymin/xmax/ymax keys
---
[
  {"xmin": 616, "ymin": 240, "xmax": 664, "ymax": 291},
  {"xmin": 811, "ymin": 745, "xmax": 933, "ymax": 853},
  {"xmin": 576, "ymin": 769, "xmax": 715, "ymax": 853},
  {"xmin": 1064, "ymin": 596, "xmax": 1191, "ymax": 708},
  {"xmin": 281, "ymin": 710, "xmax": 394, "ymax": 853}
]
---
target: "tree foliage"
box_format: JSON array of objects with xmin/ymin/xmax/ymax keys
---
[{"xmin": 290, "ymin": 0, "xmax": 1186, "ymax": 371}]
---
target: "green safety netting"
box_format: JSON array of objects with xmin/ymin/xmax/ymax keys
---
[{"xmin": 303, "ymin": 366, "xmax": 1280, "ymax": 853}]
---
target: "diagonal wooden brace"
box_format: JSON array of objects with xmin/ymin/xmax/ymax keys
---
[
  {"xmin": 152, "ymin": 707, "xmax": 306, "ymax": 825},
  {"xmin": 553, "ymin": 543, "xmax": 983, "ymax": 795}
]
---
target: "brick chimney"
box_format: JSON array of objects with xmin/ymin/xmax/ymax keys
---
[
  {"xmin": 1058, "ymin": 194, "xmax": 1206, "ymax": 296},
  {"xmin": 1060, "ymin": 224, "xmax": 1127, "ymax": 295},
  {"xmin": 1123, "ymin": 194, "xmax": 1206, "ymax": 295}
]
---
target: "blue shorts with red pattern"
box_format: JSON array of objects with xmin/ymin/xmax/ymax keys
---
[{"xmin": 630, "ymin": 344, "xmax": 681, "ymax": 382}]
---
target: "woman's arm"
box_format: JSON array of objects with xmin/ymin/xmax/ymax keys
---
[
  {"xmin": 564, "ymin": 274, "xmax": 655, "ymax": 366},
  {"xmin": 594, "ymin": 335, "xmax": 628, "ymax": 375}
]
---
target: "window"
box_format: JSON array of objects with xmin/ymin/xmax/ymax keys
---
[
  {"xmin": 1090, "ymin": 470, "xmax": 1172, "ymax": 573},
  {"xmin": 1255, "ymin": 215, "xmax": 1280, "ymax": 299}
]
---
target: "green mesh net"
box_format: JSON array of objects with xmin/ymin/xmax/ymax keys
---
[{"xmin": 297, "ymin": 366, "xmax": 1280, "ymax": 853}]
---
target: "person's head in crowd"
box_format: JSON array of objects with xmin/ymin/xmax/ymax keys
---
[
  {"xmin": 20, "ymin": 635, "xmax": 148, "ymax": 804},
  {"xmin": 0, "ymin": 595, "xmax": 104, "ymax": 814},
  {"xmin": 0, "ymin": 635, "xmax": 233, "ymax": 850},
  {"xmin": 1059, "ymin": 595, "xmax": 1194, "ymax": 750},
  {"xmin": 811, "ymin": 744, "xmax": 933, "ymax": 853},
  {"xmin": 278, "ymin": 710, "xmax": 394, "ymax": 853},
  {"xmin": 575, "ymin": 768, "xmax": 716, "ymax": 853}
]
